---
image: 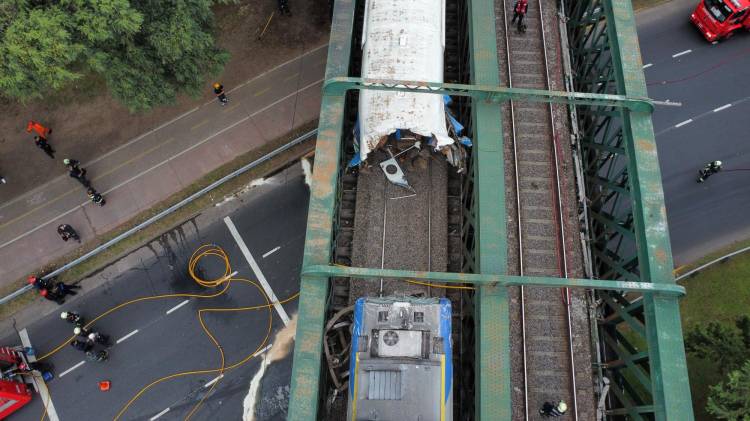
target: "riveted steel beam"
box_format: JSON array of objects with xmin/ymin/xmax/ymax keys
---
[
  {"xmin": 323, "ymin": 76, "xmax": 655, "ymax": 112},
  {"xmin": 301, "ymin": 265, "xmax": 686, "ymax": 296}
]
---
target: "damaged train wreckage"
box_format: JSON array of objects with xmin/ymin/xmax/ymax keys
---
[{"xmin": 348, "ymin": 0, "xmax": 471, "ymax": 189}]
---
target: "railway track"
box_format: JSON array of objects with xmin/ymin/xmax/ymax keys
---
[
  {"xmin": 499, "ymin": 0, "xmax": 582, "ymax": 419},
  {"xmin": 322, "ymin": 0, "xmax": 472, "ymax": 418}
]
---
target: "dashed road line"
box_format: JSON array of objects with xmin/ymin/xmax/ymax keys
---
[
  {"xmin": 713, "ymin": 103, "xmax": 732, "ymax": 112},
  {"xmin": 224, "ymin": 216, "xmax": 290, "ymax": 326},
  {"xmin": 642, "ymin": 63, "xmax": 653, "ymax": 69},
  {"xmin": 191, "ymin": 119, "xmax": 210, "ymax": 131},
  {"xmin": 224, "ymin": 101, "xmax": 242, "ymax": 113},
  {"xmin": 674, "ymin": 119, "xmax": 693, "ymax": 128},
  {"xmin": 166, "ymin": 299, "xmax": 190, "ymax": 314},
  {"xmin": 150, "ymin": 407, "xmax": 170, "ymax": 421},
  {"xmin": 656, "ymin": 95, "xmax": 750, "ymax": 136},
  {"xmin": 258, "ymin": 343, "xmax": 273, "ymax": 355},
  {"xmin": 262, "ymin": 246, "xmax": 281, "ymax": 258},
  {"xmin": 672, "ymin": 49, "xmax": 692, "ymax": 58},
  {"xmin": 116, "ymin": 329, "xmax": 139, "ymax": 344},
  {"xmin": 204, "ymin": 374, "xmax": 224, "ymax": 388},
  {"xmin": 59, "ymin": 360, "xmax": 86, "ymax": 377},
  {"xmin": 284, "ymin": 73, "xmax": 300, "ymax": 82},
  {"xmin": 0, "ymin": 78, "xmax": 324, "ymax": 251},
  {"xmin": 254, "ymin": 86, "xmax": 271, "ymax": 97}
]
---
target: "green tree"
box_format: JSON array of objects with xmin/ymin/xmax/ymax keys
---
[
  {"xmin": 0, "ymin": 0, "xmax": 228, "ymax": 111},
  {"xmin": 0, "ymin": 7, "xmax": 84, "ymax": 99},
  {"xmin": 685, "ymin": 315, "xmax": 750, "ymax": 375},
  {"xmin": 706, "ymin": 360, "xmax": 750, "ymax": 420}
]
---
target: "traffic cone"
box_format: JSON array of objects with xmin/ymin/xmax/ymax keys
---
[{"xmin": 99, "ymin": 380, "xmax": 111, "ymax": 391}]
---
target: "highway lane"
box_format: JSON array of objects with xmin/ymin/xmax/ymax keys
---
[
  {"xmin": 637, "ymin": 1, "xmax": 750, "ymax": 265},
  {"xmin": 3, "ymin": 164, "xmax": 309, "ymax": 421}
]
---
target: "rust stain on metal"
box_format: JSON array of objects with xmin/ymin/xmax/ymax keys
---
[
  {"xmin": 636, "ymin": 138, "xmax": 655, "ymax": 153},
  {"xmin": 655, "ymin": 248, "xmax": 668, "ymax": 265}
]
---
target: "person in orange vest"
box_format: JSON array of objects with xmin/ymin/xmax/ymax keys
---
[
  {"xmin": 26, "ymin": 120, "xmax": 52, "ymax": 138},
  {"xmin": 511, "ymin": 0, "xmax": 528, "ymax": 30}
]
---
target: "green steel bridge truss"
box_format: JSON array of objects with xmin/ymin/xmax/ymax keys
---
[{"xmin": 288, "ymin": 0, "xmax": 693, "ymax": 419}]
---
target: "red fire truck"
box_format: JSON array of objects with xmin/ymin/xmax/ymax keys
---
[
  {"xmin": 691, "ymin": 0, "xmax": 750, "ymax": 42},
  {"xmin": 0, "ymin": 346, "xmax": 40, "ymax": 419}
]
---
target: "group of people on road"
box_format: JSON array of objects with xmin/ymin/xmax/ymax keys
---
[
  {"xmin": 62, "ymin": 311, "xmax": 110, "ymax": 362},
  {"xmin": 28, "ymin": 275, "xmax": 80, "ymax": 305},
  {"xmin": 22, "ymin": 120, "xmax": 107, "ymax": 208}
]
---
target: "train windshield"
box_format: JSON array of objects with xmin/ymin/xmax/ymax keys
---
[{"xmin": 704, "ymin": 0, "xmax": 734, "ymax": 22}]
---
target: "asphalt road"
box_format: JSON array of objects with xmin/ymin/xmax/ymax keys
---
[
  {"xmin": 3, "ymin": 164, "xmax": 309, "ymax": 421},
  {"xmin": 637, "ymin": 0, "xmax": 750, "ymax": 265}
]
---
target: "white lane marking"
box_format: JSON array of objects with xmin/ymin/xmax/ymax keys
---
[
  {"xmin": 257, "ymin": 344, "xmax": 273, "ymax": 355},
  {"xmin": 19, "ymin": 328, "xmax": 60, "ymax": 421},
  {"xmin": 241, "ymin": 343, "xmax": 275, "ymax": 421},
  {"xmin": 262, "ymin": 246, "xmax": 281, "ymax": 259},
  {"xmin": 150, "ymin": 407, "xmax": 170, "ymax": 421},
  {"xmin": 59, "ymin": 361, "xmax": 86, "ymax": 377},
  {"xmin": 672, "ymin": 49, "xmax": 692, "ymax": 58},
  {"xmin": 224, "ymin": 217, "xmax": 290, "ymax": 326},
  {"xmin": 0, "ymin": 45, "xmax": 329, "ymax": 215},
  {"xmin": 18, "ymin": 329, "xmax": 36, "ymax": 362},
  {"xmin": 116, "ymin": 329, "xmax": 139, "ymax": 344},
  {"xmin": 642, "ymin": 63, "xmax": 653, "ymax": 69},
  {"xmin": 0, "ymin": 78, "xmax": 324, "ymax": 251},
  {"xmin": 674, "ymin": 119, "xmax": 693, "ymax": 128},
  {"xmin": 166, "ymin": 299, "xmax": 190, "ymax": 314},
  {"xmin": 713, "ymin": 103, "xmax": 732, "ymax": 112},
  {"xmin": 204, "ymin": 374, "xmax": 224, "ymax": 388}
]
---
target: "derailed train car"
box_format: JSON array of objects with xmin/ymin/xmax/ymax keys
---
[
  {"xmin": 351, "ymin": 0, "xmax": 471, "ymax": 171},
  {"xmin": 347, "ymin": 297, "xmax": 453, "ymax": 421}
]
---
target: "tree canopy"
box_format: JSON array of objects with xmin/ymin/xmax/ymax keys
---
[
  {"xmin": 706, "ymin": 360, "xmax": 750, "ymax": 420},
  {"xmin": 0, "ymin": 0, "xmax": 229, "ymax": 111},
  {"xmin": 686, "ymin": 316, "xmax": 750, "ymax": 418},
  {"xmin": 685, "ymin": 315, "xmax": 750, "ymax": 375}
]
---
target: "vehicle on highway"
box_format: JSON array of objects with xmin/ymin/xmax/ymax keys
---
[{"xmin": 691, "ymin": 0, "xmax": 750, "ymax": 42}]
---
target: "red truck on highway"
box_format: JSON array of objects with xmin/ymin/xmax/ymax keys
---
[{"xmin": 691, "ymin": 0, "xmax": 750, "ymax": 42}]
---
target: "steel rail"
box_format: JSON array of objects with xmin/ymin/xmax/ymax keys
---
[
  {"xmin": 535, "ymin": 0, "xmax": 579, "ymax": 418},
  {"xmin": 500, "ymin": 0, "xmax": 529, "ymax": 419}
]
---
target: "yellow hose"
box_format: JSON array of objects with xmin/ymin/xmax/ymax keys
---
[{"xmin": 37, "ymin": 245, "xmax": 299, "ymax": 421}]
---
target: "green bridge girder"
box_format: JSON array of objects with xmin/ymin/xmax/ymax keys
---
[{"xmin": 288, "ymin": 0, "xmax": 693, "ymax": 420}]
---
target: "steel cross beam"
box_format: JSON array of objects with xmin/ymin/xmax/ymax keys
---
[
  {"xmin": 323, "ymin": 76, "xmax": 655, "ymax": 113},
  {"xmin": 302, "ymin": 265, "xmax": 686, "ymax": 297}
]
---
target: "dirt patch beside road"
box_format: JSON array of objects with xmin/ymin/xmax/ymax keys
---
[{"xmin": 0, "ymin": 0, "xmax": 328, "ymax": 202}]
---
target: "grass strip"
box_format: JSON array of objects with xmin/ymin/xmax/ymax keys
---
[{"xmin": 0, "ymin": 121, "xmax": 317, "ymax": 320}]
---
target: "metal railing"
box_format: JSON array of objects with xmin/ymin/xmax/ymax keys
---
[{"xmin": 0, "ymin": 129, "xmax": 317, "ymax": 307}]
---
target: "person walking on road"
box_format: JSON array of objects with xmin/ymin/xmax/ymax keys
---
[
  {"xmin": 34, "ymin": 135, "xmax": 55, "ymax": 159},
  {"xmin": 70, "ymin": 338, "xmax": 93, "ymax": 353},
  {"xmin": 64, "ymin": 158, "xmax": 90, "ymax": 187},
  {"xmin": 278, "ymin": 0, "xmax": 291, "ymax": 16},
  {"xmin": 539, "ymin": 400, "xmax": 568, "ymax": 417},
  {"xmin": 57, "ymin": 224, "xmax": 81, "ymax": 243},
  {"xmin": 511, "ymin": 0, "xmax": 528, "ymax": 31},
  {"xmin": 87, "ymin": 188, "xmax": 106, "ymax": 206},
  {"xmin": 26, "ymin": 120, "xmax": 52, "ymax": 138},
  {"xmin": 54, "ymin": 281, "xmax": 80, "ymax": 298},
  {"xmin": 40, "ymin": 288, "xmax": 65, "ymax": 305},
  {"xmin": 697, "ymin": 160, "xmax": 722, "ymax": 183},
  {"xmin": 61, "ymin": 311, "xmax": 84, "ymax": 326},
  {"xmin": 74, "ymin": 326, "xmax": 91, "ymax": 338},
  {"xmin": 213, "ymin": 82, "xmax": 228, "ymax": 106}
]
